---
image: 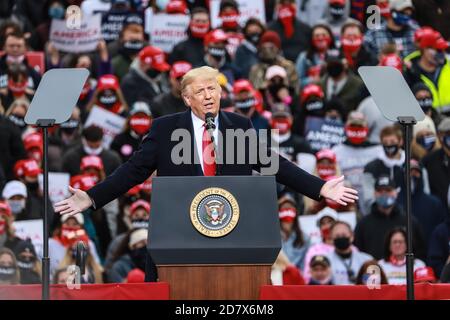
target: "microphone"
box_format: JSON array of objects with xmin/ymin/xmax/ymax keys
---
[{"xmin": 205, "ymin": 112, "xmax": 216, "ymax": 143}]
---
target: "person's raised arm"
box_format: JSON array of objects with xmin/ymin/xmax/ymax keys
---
[{"xmin": 55, "ymin": 119, "xmax": 161, "ymax": 216}]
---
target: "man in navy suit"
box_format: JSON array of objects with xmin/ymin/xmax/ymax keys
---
[
  {"xmin": 55, "ymin": 66, "xmax": 358, "ymax": 280},
  {"xmin": 55, "ymin": 66, "xmax": 358, "ymax": 214}
]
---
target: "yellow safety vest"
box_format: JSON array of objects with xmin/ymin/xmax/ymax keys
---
[{"xmin": 404, "ymin": 52, "xmax": 450, "ymax": 113}]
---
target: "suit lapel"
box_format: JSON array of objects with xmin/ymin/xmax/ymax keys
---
[
  {"xmin": 217, "ymin": 111, "xmax": 234, "ymax": 175},
  {"xmin": 175, "ymin": 110, "xmax": 202, "ymax": 176}
]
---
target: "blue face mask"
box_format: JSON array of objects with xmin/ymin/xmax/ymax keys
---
[
  {"xmin": 444, "ymin": 134, "xmax": 450, "ymax": 150},
  {"xmin": 391, "ymin": 11, "xmax": 411, "ymax": 26},
  {"xmin": 49, "ymin": 5, "xmax": 65, "ymax": 20},
  {"xmin": 416, "ymin": 134, "xmax": 436, "ymax": 151},
  {"xmin": 434, "ymin": 51, "xmax": 446, "ymax": 66},
  {"xmin": 375, "ymin": 194, "xmax": 396, "ymax": 209}
]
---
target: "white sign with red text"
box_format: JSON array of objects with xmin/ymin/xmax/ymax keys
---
[
  {"xmin": 145, "ymin": 9, "xmax": 190, "ymax": 53},
  {"xmin": 50, "ymin": 14, "xmax": 101, "ymax": 53},
  {"xmin": 84, "ymin": 106, "xmax": 126, "ymax": 148},
  {"xmin": 38, "ymin": 172, "xmax": 70, "ymax": 205}
]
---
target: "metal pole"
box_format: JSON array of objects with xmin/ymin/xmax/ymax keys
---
[
  {"xmin": 42, "ymin": 126, "xmax": 50, "ymax": 300},
  {"xmin": 404, "ymin": 123, "xmax": 415, "ymax": 300}
]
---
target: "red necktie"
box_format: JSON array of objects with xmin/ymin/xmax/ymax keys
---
[{"xmin": 202, "ymin": 125, "xmax": 216, "ymax": 176}]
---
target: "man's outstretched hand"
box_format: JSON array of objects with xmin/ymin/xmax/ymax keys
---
[
  {"xmin": 54, "ymin": 186, "xmax": 93, "ymax": 216},
  {"xmin": 320, "ymin": 176, "xmax": 358, "ymax": 206}
]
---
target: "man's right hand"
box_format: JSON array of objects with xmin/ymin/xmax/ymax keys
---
[{"xmin": 54, "ymin": 186, "xmax": 93, "ymax": 216}]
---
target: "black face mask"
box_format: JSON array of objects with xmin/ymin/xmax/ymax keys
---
[
  {"xmin": 98, "ymin": 93, "xmax": 118, "ymax": 107},
  {"xmin": 305, "ymin": 100, "xmax": 325, "ymax": 113},
  {"xmin": 334, "ymin": 236, "xmax": 351, "ymax": 251},
  {"xmin": 208, "ymin": 46, "xmax": 226, "ymax": 61},
  {"xmin": 411, "ymin": 175, "xmax": 423, "ymax": 194},
  {"xmin": 8, "ymin": 114, "xmax": 27, "ymax": 131},
  {"xmin": 131, "ymin": 219, "xmax": 149, "ymax": 230},
  {"xmin": 245, "ymin": 33, "xmax": 261, "ymax": 46},
  {"xmin": 235, "ymin": 98, "xmax": 256, "ymax": 110},
  {"xmin": 17, "ymin": 257, "xmax": 35, "ymax": 270},
  {"xmin": 0, "ymin": 266, "xmax": 16, "ymax": 281},
  {"xmin": 121, "ymin": 40, "xmax": 144, "ymax": 56},
  {"xmin": 268, "ymin": 82, "xmax": 286, "ymax": 99},
  {"xmin": 60, "ymin": 119, "xmax": 79, "ymax": 135},
  {"xmin": 259, "ymin": 47, "xmax": 278, "ymax": 64},
  {"xmin": 417, "ymin": 98, "xmax": 433, "ymax": 113},
  {"xmin": 27, "ymin": 181, "xmax": 39, "ymax": 191},
  {"xmin": 129, "ymin": 246, "xmax": 147, "ymax": 270},
  {"xmin": 146, "ymin": 68, "xmax": 161, "ymax": 79},
  {"xmin": 435, "ymin": 51, "xmax": 446, "ymax": 66},
  {"xmin": 330, "ymin": 4, "xmax": 345, "ymax": 20},
  {"xmin": 383, "ymin": 144, "xmax": 399, "ymax": 157},
  {"xmin": 327, "ymin": 62, "xmax": 344, "ymax": 78}
]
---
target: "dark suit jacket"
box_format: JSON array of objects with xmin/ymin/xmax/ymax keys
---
[{"xmin": 87, "ymin": 110, "xmax": 325, "ymax": 209}]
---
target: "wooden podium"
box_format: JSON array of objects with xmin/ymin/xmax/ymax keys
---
[
  {"xmin": 148, "ymin": 176, "xmax": 280, "ymax": 300},
  {"xmin": 158, "ymin": 265, "xmax": 272, "ymax": 300}
]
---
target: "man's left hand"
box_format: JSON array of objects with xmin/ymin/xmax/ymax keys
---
[{"xmin": 320, "ymin": 176, "xmax": 358, "ymax": 206}]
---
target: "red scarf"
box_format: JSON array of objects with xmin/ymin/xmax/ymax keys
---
[
  {"xmin": 389, "ymin": 255, "xmax": 406, "ymax": 266},
  {"xmin": 341, "ymin": 36, "xmax": 363, "ymax": 68},
  {"xmin": 277, "ymin": 4, "xmax": 296, "ymax": 38}
]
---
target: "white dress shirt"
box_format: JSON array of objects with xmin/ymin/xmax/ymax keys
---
[{"xmin": 191, "ymin": 111, "xmax": 219, "ymax": 173}]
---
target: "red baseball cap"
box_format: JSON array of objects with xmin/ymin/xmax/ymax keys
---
[
  {"xmin": 414, "ymin": 26, "xmax": 435, "ymax": 43},
  {"xmin": 0, "ymin": 200, "xmax": 12, "ymax": 217},
  {"xmin": 204, "ymin": 29, "xmax": 228, "ymax": 47},
  {"xmin": 316, "ymin": 149, "xmax": 337, "ymax": 163},
  {"xmin": 301, "ymin": 84, "xmax": 324, "ymax": 102},
  {"xmin": 80, "ymin": 155, "xmax": 104, "ymax": 171},
  {"xmin": 166, "ymin": 0, "xmax": 188, "ymax": 14},
  {"xmin": 70, "ymin": 174, "xmax": 97, "ymax": 191},
  {"xmin": 140, "ymin": 177, "xmax": 153, "ymax": 194},
  {"xmin": 130, "ymin": 199, "xmax": 151, "ymax": 215},
  {"xmin": 170, "ymin": 61, "xmax": 192, "ymax": 79},
  {"xmin": 126, "ymin": 268, "xmax": 145, "ymax": 283},
  {"xmin": 414, "ymin": 266, "xmax": 436, "ymax": 283},
  {"xmin": 435, "ymin": 36, "xmax": 449, "ymax": 51},
  {"xmin": 329, "ymin": 0, "xmax": 346, "ymax": 5},
  {"xmin": 138, "ymin": 46, "xmax": 170, "ymax": 72},
  {"xmin": 232, "ymin": 79, "xmax": 254, "ymax": 95},
  {"xmin": 379, "ymin": 53, "xmax": 403, "ymax": 71},
  {"xmin": 14, "ymin": 159, "xmax": 41, "ymax": 178},
  {"xmin": 127, "ymin": 185, "xmax": 141, "ymax": 196},
  {"xmin": 97, "ymin": 74, "xmax": 120, "ymax": 91},
  {"xmin": 23, "ymin": 132, "xmax": 43, "ymax": 151}
]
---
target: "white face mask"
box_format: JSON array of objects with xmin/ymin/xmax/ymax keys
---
[
  {"xmin": 83, "ymin": 142, "xmax": 103, "ymax": 156},
  {"xmin": 7, "ymin": 199, "xmax": 26, "ymax": 214}
]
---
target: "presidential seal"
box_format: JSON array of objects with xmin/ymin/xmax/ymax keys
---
[{"xmin": 190, "ymin": 187, "xmax": 240, "ymax": 238}]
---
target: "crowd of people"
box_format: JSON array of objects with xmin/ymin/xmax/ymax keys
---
[{"xmin": 0, "ymin": 0, "xmax": 449, "ymax": 287}]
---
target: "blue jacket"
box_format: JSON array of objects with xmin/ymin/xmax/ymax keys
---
[{"xmin": 398, "ymin": 177, "xmax": 447, "ymax": 249}]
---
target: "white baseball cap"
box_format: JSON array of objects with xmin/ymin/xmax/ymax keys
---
[
  {"xmin": 2, "ymin": 180, "xmax": 27, "ymax": 199},
  {"xmin": 315, "ymin": 207, "xmax": 338, "ymax": 227},
  {"xmin": 61, "ymin": 213, "xmax": 84, "ymax": 225},
  {"xmin": 129, "ymin": 228, "xmax": 148, "ymax": 249},
  {"xmin": 390, "ymin": 0, "xmax": 414, "ymax": 11}
]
